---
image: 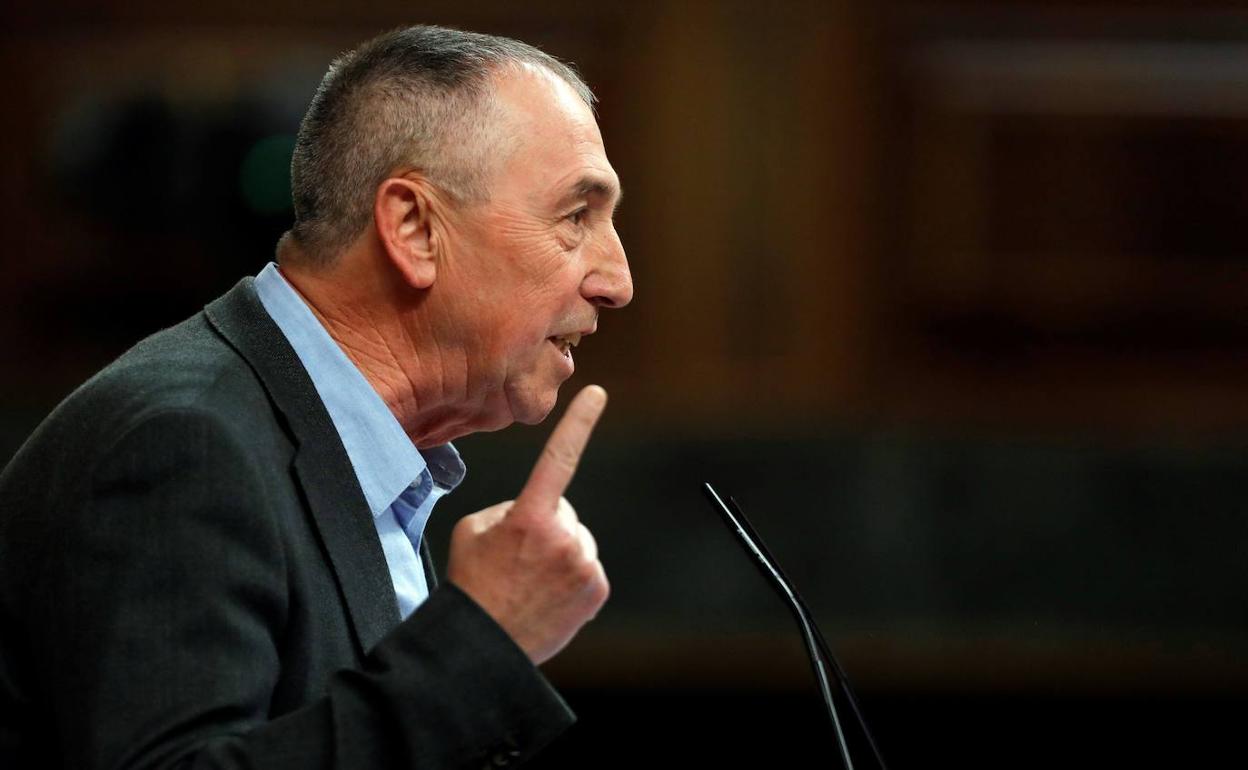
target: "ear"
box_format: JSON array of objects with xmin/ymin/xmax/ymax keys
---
[{"xmin": 373, "ymin": 175, "xmax": 438, "ymax": 289}]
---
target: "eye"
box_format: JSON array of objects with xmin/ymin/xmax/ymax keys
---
[{"xmin": 566, "ymin": 207, "xmax": 588, "ymax": 226}]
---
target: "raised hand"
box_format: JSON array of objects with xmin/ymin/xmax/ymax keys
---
[{"xmin": 446, "ymin": 385, "xmax": 611, "ymax": 664}]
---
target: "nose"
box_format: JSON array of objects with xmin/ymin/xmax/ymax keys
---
[{"xmin": 581, "ymin": 226, "xmax": 633, "ymax": 309}]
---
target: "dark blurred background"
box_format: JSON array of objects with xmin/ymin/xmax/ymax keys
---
[{"xmin": 3, "ymin": 0, "xmax": 1247, "ymax": 766}]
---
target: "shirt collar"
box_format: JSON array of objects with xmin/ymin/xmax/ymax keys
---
[{"xmin": 253, "ymin": 262, "xmax": 464, "ymax": 516}]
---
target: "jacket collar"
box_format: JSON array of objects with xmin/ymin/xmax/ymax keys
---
[{"xmin": 203, "ymin": 277, "xmax": 401, "ymax": 654}]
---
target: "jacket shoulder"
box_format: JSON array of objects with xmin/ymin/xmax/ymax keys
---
[{"xmin": 1, "ymin": 309, "xmax": 291, "ymax": 505}]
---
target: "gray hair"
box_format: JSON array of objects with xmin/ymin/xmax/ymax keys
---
[{"xmin": 285, "ymin": 25, "xmax": 596, "ymax": 265}]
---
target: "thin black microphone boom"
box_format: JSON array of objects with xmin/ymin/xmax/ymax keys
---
[
  {"xmin": 719, "ymin": 493, "xmax": 888, "ymax": 769},
  {"xmin": 701, "ymin": 482, "xmax": 887, "ymax": 770}
]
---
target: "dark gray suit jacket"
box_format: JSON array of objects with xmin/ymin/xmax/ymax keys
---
[{"xmin": 0, "ymin": 278, "xmax": 574, "ymax": 769}]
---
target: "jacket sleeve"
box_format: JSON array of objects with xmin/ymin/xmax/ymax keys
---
[{"xmin": 27, "ymin": 407, "xmax": 574, "ymax": 769}]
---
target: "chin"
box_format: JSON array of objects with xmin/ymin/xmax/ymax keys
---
[{"xmin": 505, "ymin": 382, "xmax": 562, "ymax": 426}]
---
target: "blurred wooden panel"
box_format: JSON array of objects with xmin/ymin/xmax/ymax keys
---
[
  {"xmin": 881, "ymin": 13, "xmax": 1248, "ymax": 434},
  {"xmin": 615, "ymin": 0, "xmax": 880, "ymax": 427},
  {"xmin": 10, "ymin": 2, "xmax": 1248, "ymax": 441}
]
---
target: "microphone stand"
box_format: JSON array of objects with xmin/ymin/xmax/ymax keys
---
[{"xmin": 702, "ymin": 482, "xmax": 887, "ymax": 770}]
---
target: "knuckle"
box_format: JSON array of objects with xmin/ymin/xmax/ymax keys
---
[
  {"xmin": 553, "ymin": 535, "xmax": 582, "ymax": 564},
  {"xmin": 557, "ymin": 497, "xmax": 580, "ymax": 525},
  {"xmin": 574, "ymin": 555, "xmax": 602, "ymax": 586},
  {"xmin": 577, "ymin": 521, "xmax": 596, "ymax": 545},
  {"xmin": 586, "ymin": 567, "xmax": 610, "ymax": 608}
]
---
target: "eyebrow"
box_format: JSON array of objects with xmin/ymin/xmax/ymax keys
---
[{"xmin": 559, "ymin": 175, "xmax": 623, "ymax": 213}]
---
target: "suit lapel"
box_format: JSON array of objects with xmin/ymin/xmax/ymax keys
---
[{"xmin": 204, "ymin": 278, "xmax": 400, "ymax": 655}]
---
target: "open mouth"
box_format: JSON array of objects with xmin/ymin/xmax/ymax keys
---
[{"xmin": 548, "ymin": 332, "xmax": 583, "ymax": 357}]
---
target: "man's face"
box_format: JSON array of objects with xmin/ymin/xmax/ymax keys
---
[{"xmin": 433, "ymin": 66, "xmax": 632, "ymax": 430}]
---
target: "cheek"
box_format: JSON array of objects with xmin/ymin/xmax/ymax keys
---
[
  {"xmin": 515, "ymin": 255, "xmax": 579, "ymax": 304},
  {"xmin": 484, "ymin": 306, "xmax": 548, "ymax": 364},
  {"xmin": 498, "ymin": 225, "xmax": 578, "ymax": 283},
  {"xmin": 476, "ymin": 227, "xmax": 585, "ymax": 333}
]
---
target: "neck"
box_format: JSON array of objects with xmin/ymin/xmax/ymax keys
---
[{"xmin": 278, "ymin": 249, "xmax": 477, "ymax": 448}]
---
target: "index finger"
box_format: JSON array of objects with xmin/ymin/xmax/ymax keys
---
[{"xmin": 514, "ymin": 385, "xmax": 608, "ymax": 513}]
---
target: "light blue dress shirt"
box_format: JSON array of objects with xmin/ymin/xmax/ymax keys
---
[{"xmin": 254, "ymin": 262, "xmax": 465, "ymax": 619}]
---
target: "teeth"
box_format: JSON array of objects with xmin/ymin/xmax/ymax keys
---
[{"xmin": 567, "ymin": 333, "xmax": 581, "ymax": 348}]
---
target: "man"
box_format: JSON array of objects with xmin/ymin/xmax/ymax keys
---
[{"xmin": 0, "ymin": 24, "xmax": 631, "ymax": 769}]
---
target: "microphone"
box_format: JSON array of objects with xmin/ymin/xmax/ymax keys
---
[{"xmin": 701, "ymin": 482, "xmax": 887, "ymax": 770}]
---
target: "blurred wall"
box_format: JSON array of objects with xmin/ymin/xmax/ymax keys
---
[{"xmin": 3, "ymin": 1, "xmax": 1246, "ymax": 766}]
